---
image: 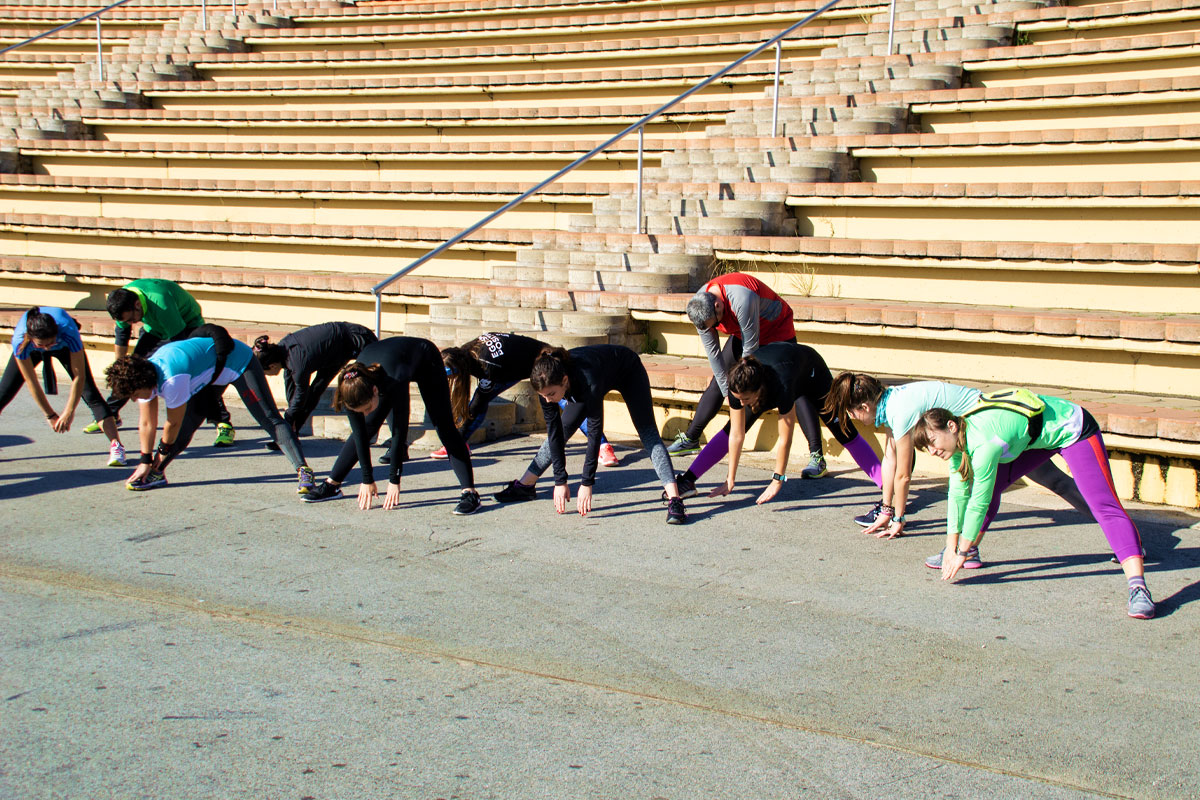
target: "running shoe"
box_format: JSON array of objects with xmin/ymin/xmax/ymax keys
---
[
  {"xmin": 1127, "ymin": 586, "xmax": 1156, "ymax": 619},
  {"xmin": 213, "ymin": 423, "xmax": 236, "ymax": 447},
  {"xmin": 925, "ymin": 547, "xmax": 984, "ymax": 570},
  {"xmin": 666, "ymin": 432, "xmax": 701, "ymax": 455},
  {"xmin": 494, "ymin": 480, "xmax": 536, "ymax": 503},
  {"xmin": 665, "ymin": 496, "xmax": 688, "ymax": 525},
  {"xmin": 453, "ymin": 490, "xmax": 482, "ymax": 516},
  {"xmin": 302, "ymin": 481, "xmax": 344, "ymax": 503},
  {"xmin": 800, "ymin": 452, "xmax": 827, "ymax": 479},
  {"xmin": 84, "ymin": 417, "xmax": 119, "ymax": 434},
  {"xmin": 296, "ymin": 466, "xmax": 316, "ymax": 495},
  {"xmin": 430, "ymin": 443, "xmax": 470, "ymax": 461},
  {"xmin": 598, "ymin": 442, "xmax": 619, "ymax": 467},
  {"xmin": 853, "ymin": 502, "xmax": 883, "ymax": 527},
  {"xmin": 127, "ymin": 471, "xmax": 167, "ymax": 491},
  {"xmin": 107, "ymin": 441, "xmax": 127, "ymax": 467},
  {"xmin": 662, "ymin": 472, "xmax": 698, "ymax": 501}
]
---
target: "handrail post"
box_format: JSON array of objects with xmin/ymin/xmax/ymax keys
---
[
  {"xmin": 374, "ymin": 291, "xmax": 382, "ymax": 338},
  {"xmin": 635, "ymin": 127, "xmax": 644, "ymax": 235},
  {"xmin": 201, "ymin": 0, "xmax": 208, "ymax": 30},
  {"xmin": 95, "ymin": 16, "xmax": 103, "ymax": 81},
  {"xmin": 887, "ymin": 0, "xmax": 898, "ymax": 55},
  {"xmin": 771, "ymin": 41, "xmax": 782, "ymax": 137},
  {"xmin": 369, "ymin": 0, "xmax": 845, "ymax": 300}
]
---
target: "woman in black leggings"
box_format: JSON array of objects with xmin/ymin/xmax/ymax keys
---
[
  {"xmin": 253, "ymin": 322, "xmax": 377, "ymax": 435},
  {"xmin": 493, "ymin": 345, "xmax": 688, "ymax": 525},
  {"xmin": 682, "ymin": 341, "xmax": 882, "ymax": 504},
  {"xmin": 303, "ymin": 336, "xmax": 479, "ymax": 515},
  {"xmin": 441, "ymin": 332, "xmax": 618, "ymax": 465}
]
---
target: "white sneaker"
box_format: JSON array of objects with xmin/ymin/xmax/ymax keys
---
[{"xmin": 107, "ymin": 441, "xmax": 127, "ymax": 467}]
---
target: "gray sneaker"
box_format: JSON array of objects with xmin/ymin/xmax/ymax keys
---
[
  {"xmin": 1127, "ymin": 586, "xmax": 1155, "ymax": 619},
  {"xmin": 666, "ymin": 432, "xmax": 701, "ymax": 455},
  {"xmin": 925, "ymin": 547, "xmax": 983, "ymax": 570},
  {"xmin": 800, "ymin": 451, "xmax": 827, "ymax": 479}
]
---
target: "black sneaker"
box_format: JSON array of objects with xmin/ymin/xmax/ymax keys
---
[
  {"xmin": 666, "ymin": 496, "xmax": 688, "ymax": 525},
  {"xmin": 662, "ymin": 472, "xmax": 698, "ymax": 501},
  {"xmin": 302, "ymin": 481, "xmax": 344, "ymax": 503},
  {"xmin": 494, "ymin": 480, "xmax": 536, "ymax": 503},
  {"xmin": 453, "ymin": 490, "xmax": 481, "ymax": 516},
  {"xmin": 854, "ymin": 502, "xmax": 882, "ymax": 527}
]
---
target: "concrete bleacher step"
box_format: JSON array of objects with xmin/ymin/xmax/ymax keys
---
[
  {"xmin": 709, "ymin": 232, "xmax": 1200, "ymax": 316},
  {"xmin": 0, "ymin": 173, "xmax": 605, "ymax": 232},
  {"xmin": 0, "ymin": 213, "xmax": 529, "ymax": 290},
  {"xmin": 194, "ymin": 24, "xmax": 841, "ymax": 79},
  {"xmin": 133, "ymin": 57, "xmax": 785, "ymax": 112},
  {"xmin": 784, "ymin": 179, "xmax": 1200, "ymax": 247},
  {"xmin": 78, "ymin": 101, "xmax": 728, "ymax": 145},
  {"xmin": 10, "ymin": 139, "xmax": 668, "ymax": 187},
  {"xmin": 848, "ymin": 124, "xmax": 1200, "ymax": 183}
]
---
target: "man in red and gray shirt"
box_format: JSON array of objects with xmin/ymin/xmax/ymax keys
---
[{"xmin": 668, "ymin": 273, "xmax": 828, "ymax": 479}]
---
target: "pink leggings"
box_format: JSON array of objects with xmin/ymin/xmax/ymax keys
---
[{"xmin": 980, "ymin": 433, "xmax": 1142, "ymax": 563}]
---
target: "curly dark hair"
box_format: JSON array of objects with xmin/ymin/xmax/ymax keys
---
[{"xmin": 105, "ymin": 355, "xmax": 159, "ymax": 399}]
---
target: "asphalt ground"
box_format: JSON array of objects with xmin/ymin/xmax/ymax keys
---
[{"xmin": 2, "ymin": 395, "xmax": 1199, "ymax": 800}]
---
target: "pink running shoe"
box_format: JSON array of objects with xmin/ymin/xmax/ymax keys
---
[
  {"xmin": 599, "ymin": 442, "xmax": 619, "ymax": 467},
  {"xmin": 430, "ymin": 444, "xmax": 469, "ymax": 460}
]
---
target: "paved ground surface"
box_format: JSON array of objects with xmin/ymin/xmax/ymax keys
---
[{"xmin": 2, "ymin": 396, "xmax": 1199, "ymax": 800}]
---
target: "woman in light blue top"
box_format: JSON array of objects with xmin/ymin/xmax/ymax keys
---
[
  {"xmin": 824, "ymin": 373, "xmax": 1088, "ymax": 551},
  {"xmin": 104, "ymin": 325, "xmax": 315, "ymax": 495},
  {"xmin": 0, "ymin": 306, "xmax": 124, "ymax": 465}
]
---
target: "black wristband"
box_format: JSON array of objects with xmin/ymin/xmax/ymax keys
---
[
  {"xmin": 156, "ymin": 440, "xmax": 172, "ymax": 456},
  {"xmin": 139, "ymin": 452, "xmax": 153, "ymax": 465}
]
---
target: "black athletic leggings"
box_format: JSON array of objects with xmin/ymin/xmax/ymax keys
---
[
  {"xmin": 157, "ymin": 359, "xmax": 306, "ymax": 473},
  {"xmin": 328, "ymin": 341, "xmax": 473, "ymax": 490},
  {"xmin": 107, "ymin": 329, "xmax": 231, "ymax": 425},
  {"xmin": 287, "ymin": 365, "xmax": 341, "ymax": 433},
  {"xmin": 527, "ymin": 364, "xmax": 674, "ymax": 487},
  {"xmin": 685, "ymin": 336, "xmax": 823, "ymax": 452},
  {"xmin": 0, "ymin": 348, "xmax": 112, "ymax": 421}
]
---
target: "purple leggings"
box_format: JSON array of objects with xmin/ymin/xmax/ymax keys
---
[
  {"xmin": 980, "ymin": 433, "xmax": 1142, "ymax": 563},
  {"xmin": 687, "ymin": 408, "xmax": 883, "ymax": 487}
]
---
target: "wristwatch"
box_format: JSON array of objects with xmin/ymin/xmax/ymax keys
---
[{"xmin": 772, "ymin": 472, "xmax": 787, "ymax": 482}]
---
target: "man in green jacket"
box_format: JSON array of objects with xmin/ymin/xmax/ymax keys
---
[{"xmin": 85, "ymin": 278, "xmax": 236, "ymax": 446}]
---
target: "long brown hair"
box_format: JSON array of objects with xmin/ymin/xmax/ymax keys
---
[
  {"xmin": 913, "ymin": 408, "xmax": 972, "ymax": 481},
  {"xmin": 17, "ymin": 306, "xmax": 58, "ymax": 358},
  {"xmin": 823, "ymin": 372, "xmax": 884, "ymax": 435},
  {"xmin": 441, "ymin": 343, "xmax": 482, "ymax": 427},
  {"xmin": 332, "ymin": 361, "xmax": 387, "ymax": 412},
  {"xmin": 728, "ymin": 356, "xmax": 769, "ymax": 414},
  {"xmin": 529, "ymin": 346, "xmax": 570, "ymax": 392}
]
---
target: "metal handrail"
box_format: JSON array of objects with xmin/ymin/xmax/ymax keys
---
[
  {"xmin": 0, "ymin": 0, "xmax": 241, "ymax": 77},
  {"xmin": 372, "ymin": 0, "xmax": 899, "ymax": 335},
  {"xmin": 0, "ymin": 0, "xmax": 140, "ymax": 80}
]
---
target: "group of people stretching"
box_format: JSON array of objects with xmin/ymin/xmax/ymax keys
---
[{"xmin": 1, "ymin": 271, "xmax": 1156, "ymax": 619}]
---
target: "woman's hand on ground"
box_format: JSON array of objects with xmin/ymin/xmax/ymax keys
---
[
  {"xmin": 358, "ymin": 481, "xmax": 378, "ymax": 511},
  {"xmin": 382, "ymin": 481, "xmax": 401, "ymax": 510},
  {"xmin": 553, "ymin": 483, "xmax": 571, "ymax": 514}
]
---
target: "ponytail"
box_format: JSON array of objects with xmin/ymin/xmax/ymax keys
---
[
  {"xmin": 822, "ymin": 372, "xmax": 884, "ymax": 435},
  {"xmin": 441, "ymin": 345, "xmax": 477, "ymax": 427},
  {"xmin": 528, "ymin": 346, "xmax": 571, "ymax": 392},
  {"xmin": 913, "ymin": 408, "xmax": 972, "ymax": 482},
  {"xmin": 333, "ymin": 361, "xmax": 387, "ymax": 412},
  {"xmin": 252, "ymin": 335, "xmax": 288, "ymax": 371},
  {"xmin": 17, "ymin": 306, "xmax": 58, "ymax": 357}
]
